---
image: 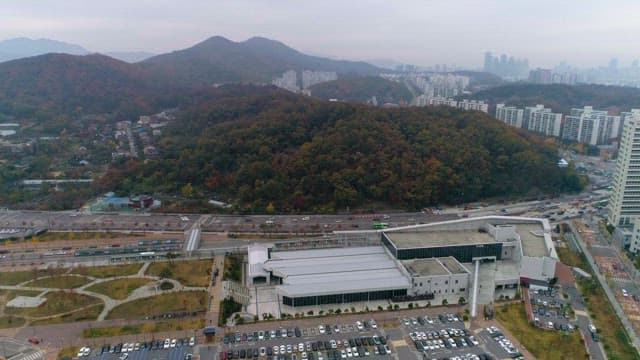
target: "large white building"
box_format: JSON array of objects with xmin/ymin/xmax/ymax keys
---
[
  {"xmin": 247, "ymin": 216, "xmax": 557, "ymax": 315},
  {"xmin": 495, "ymin": 104, "xmax": 524, "ymax": 128},
  {"xmin": 608, "ymin": 110, "xmax": 640, "ymax": 252},
  {"xmin": 562, "ymin": 106, "xmax": 621, "ymax": 145},
  {"xmin": 524, "ymin": 105, "xmax": 563, "ymax": 137},
  {"xmin": 458, "ymin": 99, "xmax": 489, "ymax": 113}
]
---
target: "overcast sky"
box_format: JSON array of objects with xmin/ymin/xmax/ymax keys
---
[{"xmin": 0, "ymin": 0, "xmax": 638, "ymax": 68}]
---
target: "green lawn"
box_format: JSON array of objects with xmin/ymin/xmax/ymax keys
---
[
  {"xmin": 23, "ymin": 275, "xmax": 92, "ymax": 289},
  {"xmin": 0, "ymin": 316, "xmax": 26, "ymax": 328},
  {"xmin": 146, "ymin": 259, "xmax": 212, "ymax": 287},
  {"xmin": 105, "ymin": 291, "xmax": 208, "ymax": 320},
  {"xmin": 30, "ymin": 304, "xmax": 103, "ymax": 325},
  {"xmin": 496, "ymin": 303, "xmax": 588, "ymax": 360},
  {"xmin": 83, "ymin": 318, "xmax": 206, "ymax": 338},
  {"xmin": 0, "ymin": 268, "xmax": 68, "ymax": 285},
  {"xmin": 86, "ymin": 278, "xmax": 152, "ymax": 300},
  {"xmin": 70, "ymin": 263, "xmax": 142, "ymax": 278},
  {"xmin": 4, "ymin": 289, "xmax": 42, "ymax": 301},
  {"xmin": 4, "ymin": 291, "xmax": 102, "ymax": 319}
]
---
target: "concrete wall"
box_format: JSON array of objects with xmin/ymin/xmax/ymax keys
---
[
  {"xmin": 520, "ymin": 256, "xmax": 556, "ymax": 282},
  {"xmin": 409, "ymin": 273, "xmax": 469, "ymax": 298}
]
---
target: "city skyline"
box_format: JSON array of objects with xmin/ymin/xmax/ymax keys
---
[{"xmin": 0, "ymin": 0, "xmax": 639, "ymax": 69}]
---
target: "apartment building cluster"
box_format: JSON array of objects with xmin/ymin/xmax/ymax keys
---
[
  {"xmin": 414, "ymin": 96, "xmax": 488, "ymax": 113},
  {"xmin": 272, "ymin": 70, "xmax": 338, "ymax": 93},
  {"xmin": 495, "ymin": 104, "xmax": 630, "ymax": 145},
  {"xmin": 608, "ymin": 110, "xmax": 640, "ymax": 252}
]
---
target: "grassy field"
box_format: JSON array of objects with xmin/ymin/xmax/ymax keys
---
[
  {"xmin": 83, "ymin": 318, "xmax": 206, "ymax": 338},
  {"xmin": 31, "ymin": 231, "xmax": 140, "ymax": 242},
  {"xmin": 24, "ymin": 275, "xmax": 92, "ymax": 289},
  {"xmin": 496, "ymin": 303, "xmax": 588, "ymax": 359},
  {"xmin": 0, "ymin": 268, "xmax": 68, "ymax": 286},
  {"xmin": 57, "ymin": 346, "xmax": 80, "ymax": 360},
  {"xmin": 30, "ymin": 304, "xmax": 103, "ymax": 325},
  {"xmin": 86, "ymin": 278, "xmax": 152, "ymax": 300},
  {"xmin": 4, "ymin": 291, "xmax": 102, "ymax": 318},
  {"xmin": 578, "ymin": 277, "xmax": 640, "ymax": 360},
  {"xmin": 105, "ymin": 291, "xmax": 208, "ymax": 320},
  {"xmin": 557, "ymin": 238, "xmax": 640, "ymax": 360},
  {"xmin": 0, "ymin": 315, "xmax": 26, "ymax": 328},
  {"xmin": 146, "ymin": 259, "xmax": 212, "ymax": 287},
  {"xmin": 70, "ymin": 263, "xmax": 142, "ymax": 278},
  {"xmin": 223, "ymin": 254, "xmax": 243, "ymax": 282},
  {"xmin": 3, "ymin": 289, "xmax": 42, "ymax": 301}
]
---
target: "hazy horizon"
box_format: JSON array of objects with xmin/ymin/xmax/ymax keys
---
[{"xmin": 1, "ymin": 0, "xmax": 638, "ymax": 69}]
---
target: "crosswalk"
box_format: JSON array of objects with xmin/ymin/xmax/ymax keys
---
[{"xmin": 10, "ymin": 350, "xmax": 44, "ymax": 360}]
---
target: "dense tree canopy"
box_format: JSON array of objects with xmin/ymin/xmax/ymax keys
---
[
  {"xmin": 100, "ymin": 87, "xmax": 583, "ymax": 213},
  {"xmin": 308, "ymin": 76, "xmax": 413, "ymax": 104}
]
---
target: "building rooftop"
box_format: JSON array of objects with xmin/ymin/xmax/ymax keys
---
[
  {"xmin": 266, "ymin": 246, "xmax": 410, "ymax": 298},
  {"xmin": 517, "ymin": 223, "xmax": 548, "ymax": 257},
  {"xmin": 439, "ymin": 257, "xmax": 469, "ymax": 274},
  {"xmin": 403, "ymin": 259, "xmax": 449, "ymax": 276},
  {"xmin": 385, "ymin": 230, "xmax": 494, "ymax": 249}
]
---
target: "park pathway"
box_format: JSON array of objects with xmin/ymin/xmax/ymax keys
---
[{"xmin": 206, "ymin": 255, "xmax": 225, "ymax": 327}]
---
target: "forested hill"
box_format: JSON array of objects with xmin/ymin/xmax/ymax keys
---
[
  {"xmin": 141, "ymin": 36, "xmax": 383, "ymax": 86},
  {"xmin": 0, "ymin": 53, "xmax": 182, "ymax": 120},
  {"xmin": 308, "ymin": 76, "xmax": 413, "ymax": 104},
  {"xmin": 100, "ymin": 86, "xmax": 584, "ymax": 212},
  {"xmin": 468, "ymin": 83, "xmax": 640, "ymax": 114}
]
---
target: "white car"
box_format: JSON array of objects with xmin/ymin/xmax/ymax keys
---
[
  {"xmin": 77, "ymin": 347, "xmax": 90, "ymax": 357},
  {"xmin": 340, "ymin": 350, "xmax": 347, "ymax": 359},
  {"xmin": 317, "ymin": 352, "xmax": 324, "ymax": 360},
  {"xmin": 330, "ymin": 339, "xmax": 337, "ymax": 349},
  {"xmin": 273, "ymin": 345, "xmax": 279, "ymax": 355},
  {"xmin": 318, "ymin": 325, "xmax": 326, "ymax": 334},
  {"xmin": 118, "ymin": 354, "xmax": 128, "ymax": 360},
  {"xmin": 170, "ymin": 339, "xmax": 177, "ymax": 348},
  {"xmin": 345, "ymin": 347, "xmax": 353, "ymax": 358},
  {"xmin": 189, "ymin": 337, "xmax": 195, "ymax": 346},
  {"xmin": 355, "ymin": 321, "xmax": 364, "ymax": 331},
  {"xmin": 384, "ymin": 345, "xmax": 391, "ymax": 354},
  {"xmin": 163, "ymin": 339, "xmax": 171, "ymax": 349},
  {"xmin": 280, "ymin": 345, "xmax": 286, "ymax": 354},
  {"xmin": 298, "ymin": 343, "xmax": 305, "ymax": 352},
  {"xmin": 287, "ymin": 344, "xmax": 292, "ymax": 354},
  {"xmin": 301, "ymin": 352, "xmax": 308, "ymax": 359},
  {"xmin": 133, "ymin": 343, "xmax": 140, "ymax": 351},
  {"xmin": 369, "ymin": 319, "xmax": 377, "ymax": 329},
  {"xmin": 623, "ymin": 289, "xmax": 629, "ymax": 297}
]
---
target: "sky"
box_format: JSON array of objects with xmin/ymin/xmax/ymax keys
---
[{"xmin": 0, "ymin": 0, "xmax": 638, "ymax": 69}]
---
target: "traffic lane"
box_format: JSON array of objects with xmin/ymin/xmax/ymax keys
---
[{"xmin": 577, "ymin": 315, "xmax": 605, "ymax": 360}]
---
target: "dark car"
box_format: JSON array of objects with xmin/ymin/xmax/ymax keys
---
[{"xmin": 295, "ymin": 327, "xmax": 302, "ymax": 337}]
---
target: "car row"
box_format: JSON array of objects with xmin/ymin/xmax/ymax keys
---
[
  {"xmin": 409, "ymin": 327, "xmax": 470, "ymax": 342},
  {"xmin": 486, "ymin": 327, "xmax": 522, "ymax": 359},
  {"xmin": 221, "ymin": 335, "xmax": 390, "ymax": 359},
  {"xmin": 401, "ymin": 313, "xmax": 463, "ymax": 327},
  {"xmin": 94, "ymin": 337, "xmax": 196, "ymax": 356},
  {"xmin": 221, "ymin": 345, "xmax": 390, "ymax": 359}
]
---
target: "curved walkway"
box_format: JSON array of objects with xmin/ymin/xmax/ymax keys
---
[{"xmin": 0, "ymin": 261, "xmax": 208, "ymax": 322}]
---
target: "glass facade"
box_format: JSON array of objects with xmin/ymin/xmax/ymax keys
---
[
  {"xmin": 381, "ymin": 234, "xmax": 397, "ymax": 256},
  {"xmin": 396, "ymin": 243, "xmax": 502, "ymax": 262},
  {"xmin": 282, "ymin": 289, "xmax": 407, "ymax": 307}
]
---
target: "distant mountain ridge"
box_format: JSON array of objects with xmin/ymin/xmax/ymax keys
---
[
  {"xmin": 141, "ymin": 36, "xmax": 384, "ymax": 86},
  {"xmin": 0, "ymin": 37, "xmax": 89, "ymax": 62},
  {"xmin": 0, "ymin": 35, "xmax": 388, "ymax": 120}
]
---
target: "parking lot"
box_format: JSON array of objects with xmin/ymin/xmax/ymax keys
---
[
  {"xmin": 220, "ymin": 319, "xmax": 393, "ymax": 359},
  {"xmin": 529, "ymin": 288, "xmax": 576, "ymax": 332},
  {"xmin": 79, "ymin": 337, "xmax": 196, "ymax": 360},
  {"xmin": 397, "ymin": 313, "xmax": 510, "ymax": 360}
]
